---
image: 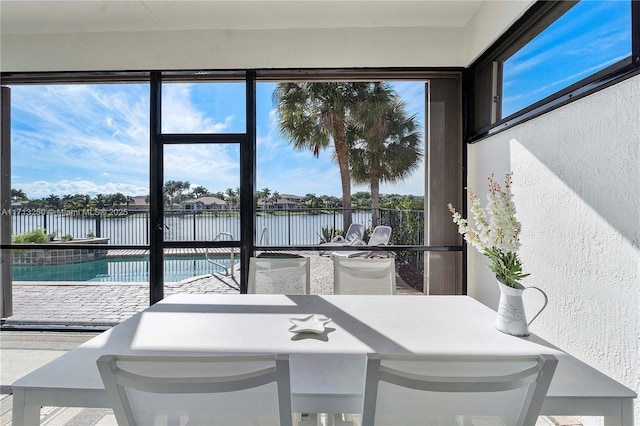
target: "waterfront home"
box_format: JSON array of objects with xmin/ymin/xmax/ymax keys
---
[{"xmin": 182, "ymin": 196, "xmax": 228, "ymax": 211}]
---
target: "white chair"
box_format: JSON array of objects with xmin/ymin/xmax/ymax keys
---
[
  {"xmin": 248, "ymin": 256, "xmax": 311, "ymax": 294},
  {"xmin": 326, "ymin": 223, "xmax": 365, "ymax": 245},
  {"xmin": 360, "ymin": 353, "xmax": 558, "ymax": 426},
  {"xmin": 319, "ymin": 223, "xmax": 366, "ymax": 255},
  {"xmin": 333, "ymin": 258, "xmax": 396, "ymax": 295},
  {"xmin": 331, "ymin": 226, "xmax": 391, "ymax": 258},
  {"xmin": 97, "ymin": 353, "xmax": 293, "ymax": 426}
]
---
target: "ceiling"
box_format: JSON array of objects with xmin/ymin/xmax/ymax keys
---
[{"xmin": 1, "ymin": 0, "xmax": 487, "ymax": 35}]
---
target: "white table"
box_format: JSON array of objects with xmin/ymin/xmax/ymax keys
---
[{"xmin": 12, "ymin": 294, "xmax": 636, "ymax": 425}]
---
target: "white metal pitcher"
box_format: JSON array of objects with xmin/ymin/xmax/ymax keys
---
[{"xmin": 495, "ymin": 280, "xmax": 548, "ymax": 337}]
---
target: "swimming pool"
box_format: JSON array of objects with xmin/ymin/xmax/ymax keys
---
[{"xmin": 12, "ymin": 256, "xmax": 233, "ymax": 282}]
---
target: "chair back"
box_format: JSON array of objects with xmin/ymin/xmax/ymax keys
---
[
  {"xmin": 97, "ymin": 354, "xmax": 293, "ymax": 426},
  {"xmin": 330, "ymin": 226, "xmax": 393, "ymax": 258},
  {"xmin": 367, "ymin": 226, "xmax": 392, "ymax": 246},
  {"xmin": 362, "ymin": 353, "xmax": 557, "ymax": 426},
  {"xmin": 249, "ymin": 257, "xmax": 311, "ymax": 294},
  {"xmin": 344, "ymin": 223, "xmax": 365, "ymax": 242},
  {"xmin": 333, "ymin": 258, "xmax": 396, "ymax": 295}
]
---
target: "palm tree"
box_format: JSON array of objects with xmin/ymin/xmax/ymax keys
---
[
  {"xmin": 190, "ymin": 185, "xmax": 210, "ymax": 199},
  {"xmin": 274, "ymin": 82, "xmax": 369, "ymax": 229},
  {"xmin": 46, "ymin": 194, "xmax": 62, "ymax": 209},
  {"xmin": 349, "ymin": 83, "xmax": 423, "ymax": 226},
  {"xmin": 164, "ymin": 180, "xmax": 190, "ymax": 209},
  {"xmin": 270, "ymin": 191, "xmax": 280, "ymax": 207},
  {"xmin": 224, "ymin": 187, "xmax": 239, "ymax": 209},
  {"xmin": 257, "ymin": 188, "xmax": 271, "ymax": 204},
  {"xmin": 11, "ymin": 188, "xmax": 28, "ymax": 202},
  {"xmin": 94, "ymin": 194, "xmax": 107, "ymax": 209}
]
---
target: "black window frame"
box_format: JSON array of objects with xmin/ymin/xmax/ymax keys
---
[
  {"xmin": 467, "ymin": 0, "xmax": 640, "ymax": 143},
  {"xmin": 0, "ymin": 68, "xmax": 466, "ymax": 315}
]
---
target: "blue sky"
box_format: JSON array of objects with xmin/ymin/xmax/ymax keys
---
[
  {"xmin": 11, "ymin": 81, "xmax": 425, "ymax": 199},
  {"xmin": 502, "ymin": 0, "xmax": 631, "ymax": 116},
  {"xmin": 10, "ymin": 1, "xmax": 631, "ymax": 200}
]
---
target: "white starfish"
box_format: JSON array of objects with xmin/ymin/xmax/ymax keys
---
[{"xmin": 288, "ymin": 314, "xmax": 332, "ymax": 334}]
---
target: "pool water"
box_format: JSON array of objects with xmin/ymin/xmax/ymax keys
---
[{"xmin": 12, "ymin": 256, "xmax": 233, "ymax": 282}]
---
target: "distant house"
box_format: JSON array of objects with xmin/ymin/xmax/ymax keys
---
[
  {"xmin": 182, "ymin": 196, "xmax": 227, "ymax": 211},
  {"xmin": 11, "ymin": 201, "xmax": 25, "ymax": 210},
  {"xmin": 127, "ymin": 196, "xmax": 149, "ymax": 212},
  {"xmin": 259, "ymin": 195, "xmax": 300, "ymax": 211},
  {"xmin": 280, "ymin": 194, "xmax": 303, "ymax": 205}
]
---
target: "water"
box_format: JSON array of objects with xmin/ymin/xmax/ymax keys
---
[
  {"xmin": 12, "ymin": 256, "xmax": 233, "ymax": 283},
  {"xmin": 11, "ymin": 211, "xmax": 374, "ymax": 245}
]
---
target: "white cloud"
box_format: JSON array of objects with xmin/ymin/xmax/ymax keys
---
[
  {"xmin": 162, "ymin": 84, "xmax": 234, "ymax": 133},
  {"xmin": 11, "ymin": 81, "xmax": 427, "ymax": 201},
  {"xmin": 16, "ymin": 180, "xmax": 148, "ymax": 199}
]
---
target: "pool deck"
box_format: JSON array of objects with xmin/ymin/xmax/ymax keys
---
[{"xmin": 2, "ymin": 253, "xmax": 421, "ymax": 328}]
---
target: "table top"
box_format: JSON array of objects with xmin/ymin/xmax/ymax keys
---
[{"xmin": 13, "ymin": 294, "xmax": 636, "ymax": 401}]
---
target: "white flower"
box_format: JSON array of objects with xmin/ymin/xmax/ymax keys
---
[{"xmin": 448, "ymin": 173, "xmax": 529, "ymax": 288}]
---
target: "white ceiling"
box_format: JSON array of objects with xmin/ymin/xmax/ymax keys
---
[
  {"xmin": 0, "ymin": 0, "xmax": 534, "ymax": 72},
  {"xmin": 1, "ymin": 1, "xmax": 486, "ymax": 35}
]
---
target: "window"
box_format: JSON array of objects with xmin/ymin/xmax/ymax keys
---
[
  {"xmin": 1, "ymin": 70, "xmax": 465, "ymax": 327},
  {"xmin": 9, "ymin": 83, "xmax": 150, "ymax": 248},
  {"xmin": 470, "ymin": 0, "xmax": 638, "ymax": 140},
  {"xmin": 502, "ymin": 0, "xmax": 632, "ymax": 117}
]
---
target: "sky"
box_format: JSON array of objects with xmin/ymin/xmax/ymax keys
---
[
  {"xmin": 9, "ymin": 0, "xmax": 631, "ymax": 200},
  {"xmin": 10, "ymin": 81, "xmax": 425, "ymax": 199},
  {"xmin": 502, "ymin": 0, "xmax": 631, "ymax": 116}
]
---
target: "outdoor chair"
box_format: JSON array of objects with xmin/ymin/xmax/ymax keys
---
[
  {"xmin": 330, "ymin": 226, "xmax": 392, "ymax": 258},
  {"xmin": 319, "ymin": 223, "xmax": 365, "ymax": 254},
  {"xmin": 97, "ymin": 354, "xmax": 293, "ymax": 426},
  {"xmin": 360, "ymin": 353, "xmax": 557, "ymax": 426},
  {"xmin": 248, "ymin": 256, "xmax": 311, "ymax": 294},
  {"xmin": 333, "ymin": 258, "xmax": 396, "ymax": 295}
]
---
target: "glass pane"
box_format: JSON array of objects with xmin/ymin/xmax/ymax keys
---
[
  {"xmin": 8, "ymin": 248, "xmax": 150, "ymax": 324},
  {"xmin": 256, "ymin": 81, "xmax": 425, "ymax": 246},
  {"xmin": 10, "ymin": 83, "xmax": 151, "ymax": 246},
  {"xmin": 162, "ymin": 248, "xmax": 240, "ymax": 295},
  {"xmin": 161, "ymin": 82, "xmax": 246, "ymax": 133},
  {"xmin": 163, "ymin": 144, "xmax": 240, "ymax": 242},
  {"xmin": 502, "ymin": 0, "xmax": 632, "ymax": 117}
]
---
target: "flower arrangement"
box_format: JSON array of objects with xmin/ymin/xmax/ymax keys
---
[{"xmin": 448, "ymin": 172, "xmax": 529, "ymax": 289}]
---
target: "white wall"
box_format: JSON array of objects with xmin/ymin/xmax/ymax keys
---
[
  {"xmin": 467, "ymin": 75, "xmax": 640, "ymax": 423},
  {"xmin": 0, "ymin": 2, "xmax": 533, "ymax": 72},
  {"xmin": 1, "ymin": 27, "xmax": 467, "ymax": 72},
  {"xmin": 464, "ymin": 0, "xmax": 535, "ymax": 64}
]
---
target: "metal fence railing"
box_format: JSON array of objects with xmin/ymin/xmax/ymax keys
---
[{"xmin": 10, "ymin": 207, "xmax": 426, "ymax": 271}]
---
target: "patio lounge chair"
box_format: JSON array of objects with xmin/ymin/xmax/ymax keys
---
[
  {"xmin": 330, "ymin": 225, "xmax": 392, "ymax": 258},
  {"xmin": 318, "ymin": 223, "xmax": 365, "ymax": 255}
]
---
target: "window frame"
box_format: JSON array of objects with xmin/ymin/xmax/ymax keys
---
[
  {"xmin": 0, "ymin": 68, "xmax": 466, "ymax": 317},
  {"xmin": 467, "ymin": 0, "xmax": 640, "ymax": 143}
]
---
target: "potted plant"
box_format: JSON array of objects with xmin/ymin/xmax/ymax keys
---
[{"xmin": 448, "ymin": 172, "xmax": 547, "ymax": 336}]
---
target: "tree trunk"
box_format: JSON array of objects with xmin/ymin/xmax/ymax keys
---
[
  {"xmin": 370, "ymin": 169, "xmax": 381, "ymax": 227},
  {"xmin": 333, "ymin": 119, "xmax": 352, "ymax": 230}
]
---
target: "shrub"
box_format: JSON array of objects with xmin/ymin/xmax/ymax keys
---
[{"xmin": 12, "ymin": 228, "xmax": 49, "ymax": 243}]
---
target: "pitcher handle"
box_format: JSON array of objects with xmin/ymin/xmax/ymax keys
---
[{"xmin": 523, "ymin": 286, "xmax": 548, "ymax": 326}]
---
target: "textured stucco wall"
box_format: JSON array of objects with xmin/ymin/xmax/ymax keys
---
[{"xmin": 467, "ymin": 75, "xmax": 640, "ymax": 423}]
